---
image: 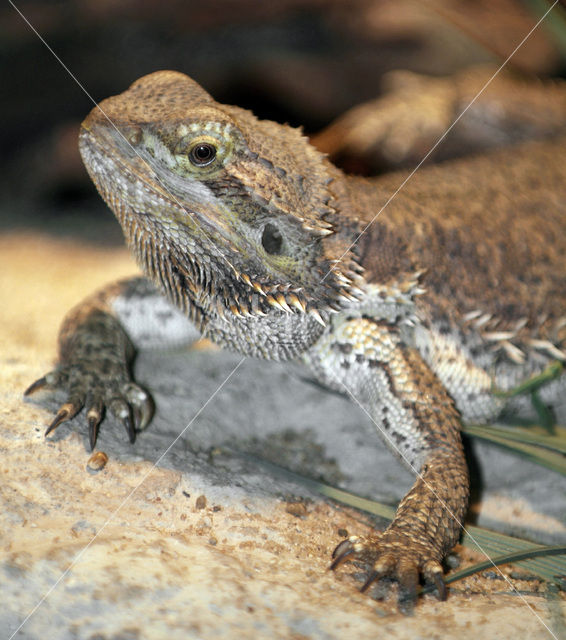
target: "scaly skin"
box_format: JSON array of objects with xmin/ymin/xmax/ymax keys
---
[{"xmin": 26, "ymin": 71, "xmax": 566, "ymax": 613}]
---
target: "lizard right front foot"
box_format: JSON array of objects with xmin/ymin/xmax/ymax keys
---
[
  {"xmin": 330, "ymin": 530, "xmax": 447, "ymax": 615},
  {"xmin": 25, "ymin": 364, "xmax": 153, "ymax": 450}
]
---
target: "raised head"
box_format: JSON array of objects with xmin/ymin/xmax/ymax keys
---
[{"xmin": 80, "ymin": 71, "xmax": 363, "ymax": 337}]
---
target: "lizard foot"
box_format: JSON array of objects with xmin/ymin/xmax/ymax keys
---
[
  {"xmin": 25, "ymin": 368, "xmax": 153, "ymax": 450},
  {"xmin": 330, "ymin": 532, "xmax": 446, "ymax": 614}
]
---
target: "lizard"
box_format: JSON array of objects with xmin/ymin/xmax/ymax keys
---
[{"xmin": 25, "ymin": 70, "xmax": 566, "ymax": 613}]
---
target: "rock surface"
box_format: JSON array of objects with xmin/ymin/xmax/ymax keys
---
[{"xmin": 1, "ymin": 233, "xmax": 564, "ymax": 639}]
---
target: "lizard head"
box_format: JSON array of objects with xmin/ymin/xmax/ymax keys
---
[{"xmin": 79, "ymin": 70, "xmax": 364, "ymax": 325}]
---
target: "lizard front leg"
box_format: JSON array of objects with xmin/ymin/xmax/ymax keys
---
[
  {"xmin": 25, "ymin": 276, "xmax": 200, "ymax": 449},
  {"xmin": 304, "ymin": 316, "xmax": 469, "ymax": 613}
]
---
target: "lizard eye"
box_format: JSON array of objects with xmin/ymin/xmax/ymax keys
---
[
  {"xmin": 189, "ymin": 142, "xmax": 217, "ymax": 166},
  {"xmin": 261, "ymin": 223, "xmax": 283, "ymax": 254}
]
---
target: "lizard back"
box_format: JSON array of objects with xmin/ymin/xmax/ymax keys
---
[{"xmin": 353, "ymin": 137, "xmax": 566, "ymax": 360}]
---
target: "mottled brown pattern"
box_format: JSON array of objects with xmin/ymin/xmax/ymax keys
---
[
  {"xmin": 26, "ymin": 71, "xmax": 565, "ymax": 614},
  {"xmin": 355, "ymin": 137, "xmax": 566, "ymax": 340}
]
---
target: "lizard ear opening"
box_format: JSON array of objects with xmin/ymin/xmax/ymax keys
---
[{"xmin": 261, "ymin": 223, "xmax": 283, "ymax": 255}]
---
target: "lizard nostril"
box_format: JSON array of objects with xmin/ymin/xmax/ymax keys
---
[{"xmin": 126, "ymin": 127, "xmax": 142, "ymax": 146}]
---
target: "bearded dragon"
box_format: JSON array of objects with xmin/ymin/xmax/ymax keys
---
[{"xmin": 26, "ymin": 71, "xmax": 566, "ymax": 613}]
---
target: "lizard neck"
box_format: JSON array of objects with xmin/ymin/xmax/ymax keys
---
[{"xmin": 122, "ymin": 207, "xmax": 331, "ymax": 360}]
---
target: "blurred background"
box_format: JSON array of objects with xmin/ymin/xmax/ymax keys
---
[{"xmin": 2, "ymin": 0, "xmax": 566, "ymax": 243}]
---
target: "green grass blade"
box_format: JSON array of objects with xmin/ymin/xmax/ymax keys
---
[
  {"xmin": 462, "ymin": 526, "xmax": 566, "ymax": 584},
  {"xmin": 464, "ymin": 423, "xmax": 566, "ymax": 454},
  {"xmin": 463, "ymin": 424, "xmax": 566, "ymax": 475}
]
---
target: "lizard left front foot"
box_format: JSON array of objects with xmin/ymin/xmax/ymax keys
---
[
  {"xmin": 25, "ymin": 367, "xmax": 154, "ymax": 450},
  {"xmin": 330, "ymin": 530, "xmax": 447, "ymax": 614}
]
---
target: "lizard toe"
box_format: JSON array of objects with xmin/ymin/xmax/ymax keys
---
[
  {"xmin": 86, "ymin": 399, "xmax": 104, "ymax": 450},
  {"xmin": 45, "ymin": 397, "xmax": 84, "ymax": 438},
  {"xmin": 24, "ymin": 375, "xmax": 50, "ymax": 397},
  {"xmin": 423, "ymin": 559, "xmax": 447, "ymax": 601},
  {"xmin": 108, "ymin": 397, "xmax": 136, "ymax": 443},
  {"xmin": 360, "ymin": 553, "xmax": 397, "ymax": 592},
  {"xmin": 330, "ymin": 535, "xmax": 364, "ymax": 569},
  {"xmin": 24, "ymin": 369, "xmax": 69, "ymax": 396},
  {"xmin": 396, "ymin": 558, "xmax": 419, "ymax": 615},
  {"xmin": 124, "ymin": 382, "xmax": 154, "ymax": 430}
]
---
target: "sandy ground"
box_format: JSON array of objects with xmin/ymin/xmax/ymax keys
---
[{"xmin": 1, "ymin": 232, "xmax": 564, "ymax": 640}]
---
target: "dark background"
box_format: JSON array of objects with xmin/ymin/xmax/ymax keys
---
[{"xmin": 2, "ymin": 0, "xmax": 565, "ymax": 242}]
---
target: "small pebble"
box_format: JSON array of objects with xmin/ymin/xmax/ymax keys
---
[
  {"xmin": 445, "ymin": 553, "xmax": 461, "ymax": 569},
  {"xmin": 86, "ymin": 451, "xmax": 108, "ymax": 473},
  {"xmin": 285, "ymin": 501, "xmax": 307, "ymax": 517}
]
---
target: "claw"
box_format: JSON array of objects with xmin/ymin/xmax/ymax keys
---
[
  {"xmin": 45, "ymin": 401, "xmax": 81, "ymax": 437},
  {"xmin": 332, "ymin": 538, "xmax": 353, "ymax": 559},
  {"xmin": 124, "ymin": 384, "xmax": 153, "ymax": 431},
  {"xmin": 360, "ymin": 555, "xmax": 396, "ymax": 593},
  {"xmin": 24, "ymin": 376, "xmax": 48, "ymax": 396},
  {"xmin": 360, "ymin": 570, "xmax": 381, "ymax": 593},
  {"xmin": 45, "ymin": 408, "xmax": 70, "ymax": 437},
  {"xmin": 329, "ymin": 550, "xmax": 354, "ymax": 571},
  {"xmin": 122, "ymin": 413, "xmax": 136, "ymax": 444},
  {"xmin": 88, "ymin": 414, "xmax": 100, "ymax": 450},
  {"xmin": 137, "ymin": 394, "xmax": 154, "ymax": 431},
  {"xmin": 25, "ymin": 370, "xmax": 66, "ymax": 396},
  {"xmin": 424, "ymin": 560, "xmax": 447, "ymax": 601},
  {"xmin": 109, "ymin": 397, "xmax": 136, "ymax": 444},
  {"xmin": 330, "ymin": 539, "xmax": 356, "ymax": 570},
  {"xmin": 131, "ymin": 405, "xmax": 142, "ymax": 431},
  {"xmin": 87, "ymin": 402, "xmax": 103, "ymax": 451}
]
